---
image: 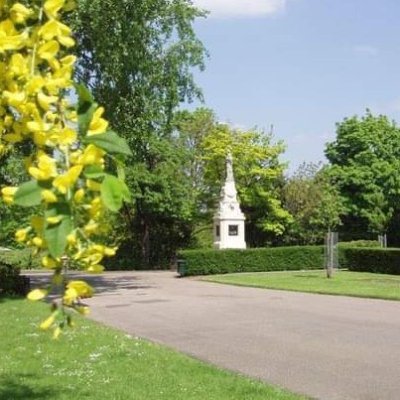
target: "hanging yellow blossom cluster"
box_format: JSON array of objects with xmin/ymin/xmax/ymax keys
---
[{"xmin": 0, "ymin": 0, "xmax": 131, "ymax": 338}]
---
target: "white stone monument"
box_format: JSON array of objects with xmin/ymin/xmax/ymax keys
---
[{"xmin": 213, "ymin": 153, "xmax": 246, "ymax": 249}]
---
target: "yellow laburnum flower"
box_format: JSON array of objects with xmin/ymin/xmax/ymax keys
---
[
  {"xmin": 53, "ymin": 326, "xmax": 62, "ymax": 339},
  {"xmin": 73, "ymin": 188, "xmax": 85, "ymax": 203},
  {"xmin": 37, "ymin": 40, "xmax": 60, "ymax": 61},
  {"xmin": 27, "ymin": 288, "xmax": 48, "ymax": 301},
  {"xmin": 3, "ymin": 132, "xmax": 23, "ymax": 143},
  {"xmin": 10, "ymin": 3, "xmax": 32, "ymax": 24},
  {"xmin": 44, "ymin": 0, "xmax": 66, "ymax": 20},
  {"xmin": 37, "ymin": 92, "xmax": 58, "ymax": 111},
  {"xmin": 87, "ymin": 264, "xmax": 105, "ymax": 273},
  {"xmin": 54, "ymin": 128, "xmax": 77, "ymax": 146},
  {"xmin": 32, "ymin": 237, "xmax": 44, "ymax": 248},
  {"xmin": 88, "ymin": 107, "xmax": 108, "ymax": 135},
  {"xmin": 82, "ymin": 251, "xmax": 103, "ymax": 266},
  {"xmin": 67, "ymin": 232, "xmax": 77, "ymax": 246},
  {"xmin": 60, "ymin": 55, "xmax": 76, "ymax": 67},
  {"xmin": 89, "ymin": 197, "xmax": 103, "ymax": 218},
  {"xmin": 28, "ymin": 152, "xmax": 57, "ymax": 180},
  {"xmin": 63, "ymin": 287, "xmax": 78, "ymax": 305},
  {"xmin": 53, "ymin": 165, "xmax": 82, "ymax": 194},
  {"xmin": 3, "ymin": 90, "xmax": 25, "ymax": 108},
  {"xmin": 33, "ymin": 131, "xmax": 51, "ymax": 146},
  {"xmin": 26, "ymin": 76, "xmax": 45, "ymax": 94},
  {"xmin": 39, "ymin": 19, "xmax": 71, "ymax": 41},
  {"xmin": 46, "ymin": 216, "xmax": 62, "ymax": 225},
  {"xmin": 78, "ymin": 144, "xmax": 105, "ymax": 165},
  {"xmin": 39, "ymin": 19, "xmax": 75, "ymax": 47},
  {"xmin": 1, "ymin": 186, "xmax": 17, "ymax": 204},
  {"xmin": 9, "ymin": 53, "xmax": 28, "ymax": 76},
  {"xmin": 42, "ymin": 255, "xmax": 58, "ymax": 269},
  {"xmin": 41, "ymin": 189, "xmax": 58, "ymax": 203},
  {"xmin": 92, "ymin": 244, "xmax": 116, "ymax": 257},
  {"xmin": 40, "ymin": 313, "xmax": 56, "ymax": 330},
  {"xmin": 0, "ymin": 20, "xmax": 28, "ymax": 52},
  {"xmin": 67, "ymin": 280, "xmax": 94, "ymax": 298},
  {"xmin": 15, "ymin": 228, "xmax": 29, "ymax": 242},
  {"xmin": 84, "ymin": 220, "xmax": 99, "ymax": 235}
]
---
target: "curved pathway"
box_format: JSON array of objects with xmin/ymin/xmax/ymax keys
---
[{"xmin": 31, "ymin": 271, "xmax": 400, "ymax": 399}]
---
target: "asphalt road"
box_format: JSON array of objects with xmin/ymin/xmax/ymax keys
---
[{"xmin": 30, "ymin": 271, "xmax": 400, "ymax": 400}]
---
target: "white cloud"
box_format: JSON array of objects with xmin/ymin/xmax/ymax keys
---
[
  {"xmin": 353, "ymin": 45, "xmax": 379, "ymax": 57},
  {"xmin": 193, "ymin": 0, "xmax": 286, "ymax": 18}
]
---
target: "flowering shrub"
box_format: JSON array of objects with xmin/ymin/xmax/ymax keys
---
[{"xmin": 0, "ymin": 0, "xmax": 131, "ymax": 338}]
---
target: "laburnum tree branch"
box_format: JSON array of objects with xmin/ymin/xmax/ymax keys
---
[{"xmin": 0, "ymin": 0, "xmax": 131, "ymax": 339}]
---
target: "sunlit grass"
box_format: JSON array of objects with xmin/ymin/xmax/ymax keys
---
[
  {"xmin": 205, "ymin": 270, "xmax": 400, "ymax": 300},
  {"xmin": 0, "ymin": 299, "xmax": 307, "ymax": 400}
]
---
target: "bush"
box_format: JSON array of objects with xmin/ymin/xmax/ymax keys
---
[
  {"xmin": 0, "ymin": 261, "xmax": 30, "ymax": 296},
  {"xmin": 341, "ymin": 247, "xmax": 400, "ymax": 275},
  {"xmin": 178, "ymin": 246, "xmax": 325, "ymax": 276},
  {"xmin": 0, "ymin": 248, "xmax": 41, "ymax": 269},
  {"xmin": 338, "ymin": 240, "xmax": 380, "ymax": 248}
]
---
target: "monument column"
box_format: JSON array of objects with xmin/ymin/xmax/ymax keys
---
[{"xmin": 213, "ymin": 153, "xmax": 246, "ymax": 249}]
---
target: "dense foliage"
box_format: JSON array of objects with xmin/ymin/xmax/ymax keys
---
[
  {"xmin": 281, "ymin": 162, "xmax": 344, "ymax": 245},
  {"xmin": 70, "ymin": 0, "xmax": 207, "ymax": 268},
  {"xmin": 325, "ymin": 111, "xmax": 400, "ymax": 243}
]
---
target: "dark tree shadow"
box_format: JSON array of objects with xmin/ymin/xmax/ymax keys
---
[
  {"xmin": 0, "ymin": 374, "xmax": 66, "ymax": 400},
  {"xmin": 27, "ymin": 272, "xmax": 154, "ymax": 295}
]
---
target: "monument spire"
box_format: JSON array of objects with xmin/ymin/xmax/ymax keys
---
[{"xmin": 213, "ymin": 152, "xmax": 246, "ymax": 249}]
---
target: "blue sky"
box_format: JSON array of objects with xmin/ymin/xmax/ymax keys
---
[{"xmin": 190, "ymin": 0, "xmax": 400, "ymax": 172}]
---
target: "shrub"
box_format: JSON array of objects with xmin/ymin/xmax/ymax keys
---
[
  {"xmin": 0, "ymin": 262, "xmax": 30, "ymax": 297},
  {"xmin": 338, "ymin": 240, "xmax": 380, "ymax": 248},
  {"xmin": 0, "ymin": 248, "xmax": 40, "ymax": 269},
  {"xmin": 178, "ymin": 246, "xmax": 324, "ymax": 276},
  {"xmin": 342, "ymin": 247, "xmax": 400, "ymax": 275}
]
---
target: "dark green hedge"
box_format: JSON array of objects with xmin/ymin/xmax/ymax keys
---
[
  {"xmin": 178, "ymin": 246, "xmax": 325, "ymax": 276},
  {"xmin": 0, "ymin": 261, "xmax": 30, "ymax": 296},
  {"xmin": 341, "ymin": 247, "xmax": 400, "ymax": 275}
]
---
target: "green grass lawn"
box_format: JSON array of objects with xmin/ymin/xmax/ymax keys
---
[
  {"xmin": 0, "ymin": 299, "xmax": 307, "ymax": 400},
  {"xmin": 205, "ymin": 270, "xmax": 400, "ymax": 300}
]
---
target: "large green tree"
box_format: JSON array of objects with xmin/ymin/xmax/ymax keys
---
[
  {"xmin": 174, "ymin": 108, "xmax": 291, "ymax": 247},
  {"xmin": 281, "ymin": 162, "xmax": 344, "ymax": 245},
  {"xmin": 325, "ymin": 111, "xmax": 400, "ymax": 242},
  {"xmin": 71, "ymin": 0, "xmax": 207, "ymax": 267}
]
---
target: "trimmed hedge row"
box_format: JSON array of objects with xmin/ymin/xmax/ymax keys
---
[
  {"xmin": 178, "ymin": 246, "xmax": 400, "ymax": 277},
  {"xmin": 341, "ymin": 247, "xmax": 400, "ymax": 275},
  {"xmin": 178, "ymin": 246, "xmax": 325, "ymax": 276}
]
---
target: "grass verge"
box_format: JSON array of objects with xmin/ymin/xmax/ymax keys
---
[
  {"xmin": 205, "ymin": 270, "xmax": 400, "ymax": 301},
  {"xmin": 0, "ymin": 299, "xmax": 307, "ymax": 400}
]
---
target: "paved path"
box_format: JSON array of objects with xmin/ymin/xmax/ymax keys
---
[{"xmin": 30, "ymin": 271, "xmax": 400, "ymax": 400}]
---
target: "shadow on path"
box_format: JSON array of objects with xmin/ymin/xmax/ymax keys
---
[{"xmin": 27, "ymin": 272, "xmax": 154, "ymax": 295}]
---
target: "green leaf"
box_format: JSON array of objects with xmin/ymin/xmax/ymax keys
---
[
  {"xmin": 14, "ymin": 181, "xmax": 42, "ymax": 207},
  {"xmin": 83, "ymin": 165, "xmax": 106, "ymax": 179},
  {"xmin": 75, "ymin": 83, "xmax": 94, "ymax": 104},
  {"xmin": 44, "ymin": 203, "xmax": 73, "ymax": 258},
  {"xmin": 84, "ymin": 131, "xmax": 132, "ymax": 156},
  {"xmin": 101, "ymin": 175, "xmax": 131, "ymax": 212},
  {"xmin": 120, "ymin": 180, "xmax": 132, "ymax": 203},
  {"xmin": 76, "ymin": 83, "xmax": 97, "ymax": 136}
]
